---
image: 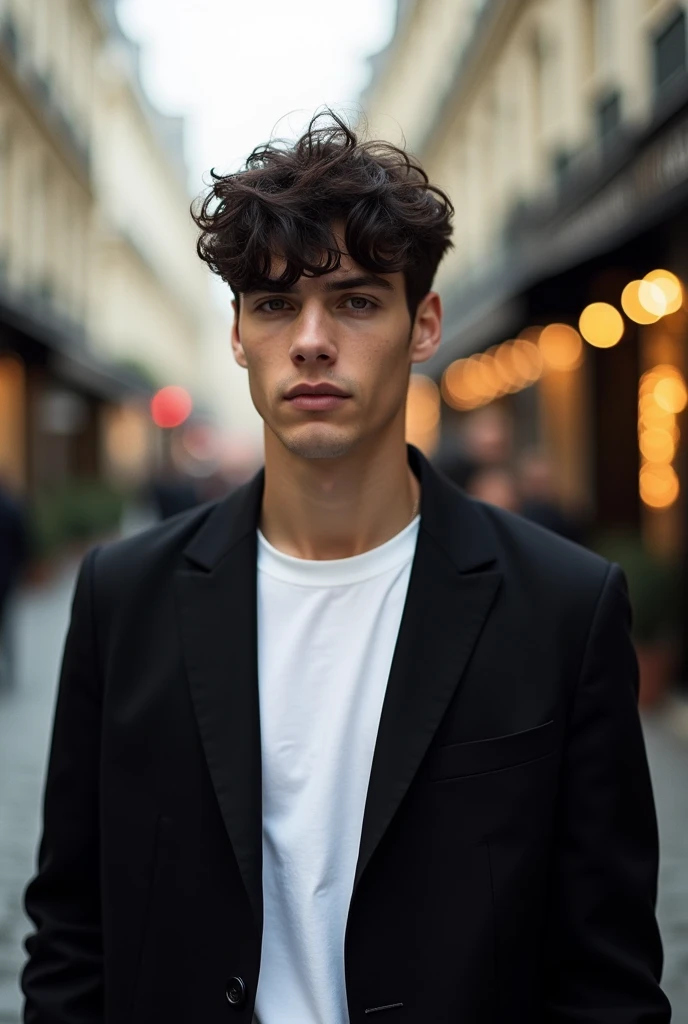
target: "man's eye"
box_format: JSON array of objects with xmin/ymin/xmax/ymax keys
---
[
  {"xmin": 258, "ymin": 298, "xmax": 288, "ymax": 312},
  {"xmin": 346, "ymin": 297, "xmax": 373, "ymax": 310}
]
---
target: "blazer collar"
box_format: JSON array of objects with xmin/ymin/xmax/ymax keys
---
[
  {"xmin": 182, "ymin": 446, "xmax": 497, "ymax": 576},
  {"xmin": 182, "ymin": 467, "xmax": 265, "ymax": 572}
]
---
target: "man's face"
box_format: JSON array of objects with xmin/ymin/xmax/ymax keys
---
[{"xmin": 232, "ymin": 253, "xmax": 442, "ymax": 460}]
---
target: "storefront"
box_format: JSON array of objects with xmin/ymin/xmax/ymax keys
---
[
  {"xmin": 0, "ymin": 282, "xmax": 155, "ymax": 498},
  {"xmin": 414, "ymin": 81, "xmax": 688, "ymax": 692}
]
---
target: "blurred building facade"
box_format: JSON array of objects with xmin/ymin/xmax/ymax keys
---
[
  {"xmin": 366, "ymin": 0, "xmax": 688, "ymax": 685},
  {"xmin": 0, "ymin": 0, "xmax": 250, "ymax": 502}
]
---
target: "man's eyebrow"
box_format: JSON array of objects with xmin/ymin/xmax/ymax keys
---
[
  {"xmin": 244, "ymin": 273, "xmax": 394, "ymax": 296},
  {"xmin": 244, "ymin": 280, "xmax": 298, "ymax": 295},
  {"xmin": 323, "ymin": 274, "xmax": 393, "ymax": 292}
]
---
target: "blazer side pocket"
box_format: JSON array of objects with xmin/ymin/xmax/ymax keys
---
[{"xmin": 426, "ymin": 720, "xmax": 557, "ymax": 782}]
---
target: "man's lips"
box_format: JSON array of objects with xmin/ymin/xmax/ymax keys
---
[
  {"xmin": 286, "ymin": 394, "xmax": 350, "ymax": 411},
  {"xmin": 283, "ymin": 383, "xmax": 351, "ymax": 411},
  {"xmin": 283, "ymin": 383, "xmax": 351, "ymax": 399}
]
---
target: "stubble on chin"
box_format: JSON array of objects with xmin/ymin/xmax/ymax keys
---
[{"xmin": 279, "ymin": 429, "xmax": 356, "ymax": 460}]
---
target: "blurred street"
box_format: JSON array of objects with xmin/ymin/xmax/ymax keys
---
[
  {"xmin": 0, "ymin": 566, "xmax": 75, "ymax": 1024},
  {"xmin": 0, "ymin": 567, "xmax": 685, "ymax": 1022}
]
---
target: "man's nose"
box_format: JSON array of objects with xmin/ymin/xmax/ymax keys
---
[{"xmin": 288, "ymin": 308, "xmax": 337, "ymax": 366}]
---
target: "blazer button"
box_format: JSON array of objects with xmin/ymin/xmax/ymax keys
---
[{"xmin": 226, "ymin": 976, "xmax": 247, "ymax": 1008}]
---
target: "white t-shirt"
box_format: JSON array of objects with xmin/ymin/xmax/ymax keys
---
[{"xmin": 254, "ymin": 516, "xmax": 420, "ymax": 1024}]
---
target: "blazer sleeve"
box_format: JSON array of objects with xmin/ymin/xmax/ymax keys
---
[
  {"xmin": 22, "ymin": 548, "xmax": 104, "ymax": 1024},
  {"xmin": 543, "ymin": 563, "xmax": 671, "ymax": 1021}
]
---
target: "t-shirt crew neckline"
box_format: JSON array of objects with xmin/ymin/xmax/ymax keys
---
[{"xmin": 257, "ymin": 514, "xmax": 421, "ymax": 588}]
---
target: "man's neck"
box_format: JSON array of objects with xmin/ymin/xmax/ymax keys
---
[{"xmin": 260, "ymin": 433, "xmax": 420, "ymax": 561}]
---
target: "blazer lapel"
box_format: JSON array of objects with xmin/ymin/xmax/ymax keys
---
[
  {"xmin": 355, "ymin": 450, "xmax": 502, "ymax": 891},
  {"xmin": 173, "ymin": 450, "xmax": 502, "ymax": 920},
  {"xmin": 175, "ymin": 472, "xmax": 265, "ymax": 928}
]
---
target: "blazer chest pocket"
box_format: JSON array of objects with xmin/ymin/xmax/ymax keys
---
[{"xmin": 425, "ymin": 719, "xmax": 557, "ymax": 782}]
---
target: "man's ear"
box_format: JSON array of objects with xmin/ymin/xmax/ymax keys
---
[
  {"xmin": 231, "ymin": 300, "xmax": 248, "ymax": 368},
  {"xmin": 410, "ymin": 292, "xmax": 442, "ymax": 366}
]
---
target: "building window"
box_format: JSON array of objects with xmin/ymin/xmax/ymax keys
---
[
  {"xmin": 654, "ymin": 9, "xmax": 687, "ymax": 94},
  {"xmin": 0, "ymin": 11, "xmax": 19, "ymax": 61},
  {"xmin": 597, "ymin": 89, "xmax": 622, "ymax": 144},
  {"xmin": 553, "ymin": 149, "xmax": 573, "ymax": 192}
]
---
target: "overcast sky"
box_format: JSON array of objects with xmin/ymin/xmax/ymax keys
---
[{"xmin": 117, "ymin": 0, "xmax": 397, "ymax": 194}]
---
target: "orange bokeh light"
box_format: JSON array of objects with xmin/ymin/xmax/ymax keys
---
[
  {"xmin": 621, "ymin": 281, "xmax": 662, "ymax": 324},
  {"xmin": 538, "ymin": 323, "xmax": 583, "ymax": 371},
  {"xmin": 579, "ymin": 303, "xmax": 624, "ymax": 348},
  {"xmin": 644, "ymin": 269, "xmax": 683, "ymax": 315},
  {"xmin": 639, "ymin": 463, "xmax": 680, "ymax": 509},
  {"xmin": 654, "ymin": 375, "xmax": 688, "ymax": 414}
]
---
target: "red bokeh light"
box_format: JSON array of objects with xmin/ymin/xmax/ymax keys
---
[{"xmin": 151, "ymin": 386, "xmax": 193, "ymax": 429}]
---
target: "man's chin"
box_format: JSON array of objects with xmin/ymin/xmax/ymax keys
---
[{"xmin": 279, "ymin": 426, "xmax": 357, "ymax": 460}]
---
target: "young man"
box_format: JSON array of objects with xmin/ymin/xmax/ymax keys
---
[{"xmin": 22, "ymin": 114, "xmax": 670, "ymax": 1023}]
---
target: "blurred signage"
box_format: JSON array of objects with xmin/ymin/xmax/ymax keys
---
[
  {"xmin": 442, "ymin": 105, "xmax": 688, "ymax": 362},
  {"xmin": 555, "ymin": 114, "xmax": 688, "ymax": 260}
]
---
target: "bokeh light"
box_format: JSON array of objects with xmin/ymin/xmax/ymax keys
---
[
  {"xmin": 442, "ymin": 341, "xmax": 542, "ymax": 411},
  {"xmin": 441, "ymin": 331, "xmax": 558, "ymax": 414},
  {"xmin": 579, "ymin": 302, "xmax": 625, "ymax": 348},
  {"xmin": 487, "ymin": 346, "xmax": 515, "ymax": 392},
  {"xmin": 638, "ymin": 400, "xmax": 678, "ymax": 433},
  {"xmin": 639, "ymin": 463, "xmax": 680, "ymax": 509},
  {"xmin": 406, "ymin": 375, "xmax": 440, "ymax": 431},
  {"xmin": 406, "ymin": 374, "xmax": 441, "ymax": 453},
  {"xmin": 511, "ymin": 339, "xmax": 544, "ymax": 381},
  {"xmin": 644, "ymin": 269, "xmax": 683, "ymax": 315},
  {"xmin": 151, "ymin": 386, "xmax": 193, "ymax": 428},
  {"xmin": 104, "ymin": 404, "xmax": 150, "ymax": 476},
  {"xmin": 639, "ymin": 428, "xmax": 676, "ymax": 463},
  {"xmin": 638, "ymin": 280, "xmax": 667, "ymax": 316},
  {"xmin": 654, "ymin": 374, "xmax": 688, "ymax": 414},
  {"xmin": 621, "ymin": 281, "xmax": 663, "ymax": 324},
  {"xmin": 638, "ymin": 363, "xmax": 684, "ymax": 510},
  {"xmin": 442, "ymin": 359, "xmax": 475, "ymax": 410},
  {"xmin": 517, "ymin": 326, "xmax": 544, "ymax": 345},
  {"xmin": 538, "ymin": 323, "xmax": 583, "ymax": 371},
  {"xmin": 472, "ymin": 355, "xmax": 499, "ymax": 398},
  {"xmin": 493, "ymin": 342, "xmax": 522, "ymax": 391}
]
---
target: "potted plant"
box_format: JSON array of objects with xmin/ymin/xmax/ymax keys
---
[
  {"xmin": 28, "ymin": 479, "xmax": 128, "ymax": 580},
  {"xmin": 594, "ymin": 530, "xmax": 680, "ymax": 709}
]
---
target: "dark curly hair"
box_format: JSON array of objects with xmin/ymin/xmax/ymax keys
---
[{"xmin": 191, "ymin": 110, "xmax": 454, "ymax": 319}]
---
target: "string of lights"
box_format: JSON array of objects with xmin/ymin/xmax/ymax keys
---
[{"xmin": 407, "ymin": 268, "xmax": 687, "ymax": 511}]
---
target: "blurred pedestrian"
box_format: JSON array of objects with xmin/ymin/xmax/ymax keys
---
[
  {"xmin": 147, "ymin": 469, "xmax": 200, "ymax": 520},
  {"xmin": 22, "ymin": 112, "xmax": 670, "ymax": 1023},
  {"xmin": 436, "ymin": 404, "xmax": 514, "ymax": 493},
  {"xmin": 518, "ymin": 448, "xmax": 584, "ymax": 543},
  {"xmin": 0, "ymin": 479, "xmax": 29, "ymax": 689},
  {"xmin": 463, "ymin": 404, "xmax": 514, "ymax": 466},
  {"xmin": 465, "ymin": 465, "xmax": 521, "ymax": 512}
]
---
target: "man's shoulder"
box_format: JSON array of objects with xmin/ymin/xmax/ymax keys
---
[
  {"xmin": 93, "ymin": 500, "xmax": 220, "ymax": 588},
  {"xmin": 469, "ymin": 496, "xmax": 611, "ymax": 602}
]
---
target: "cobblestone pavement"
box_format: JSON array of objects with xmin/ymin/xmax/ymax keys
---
[
  {"xmin": 1, "ymin": 563, "xmax": 687, "ymax": 1021},
  {"xmin": 0, "ymin": 565, "xmax": 75, "ymax": 1023},
  {"xmin": 645, "ymin": 708, "xmax": 688, "ymax": 1018}
]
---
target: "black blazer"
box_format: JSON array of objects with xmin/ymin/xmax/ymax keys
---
[{"xmin": 22, "ymin": 448, "xmax": 670, "ymax": 1023}]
